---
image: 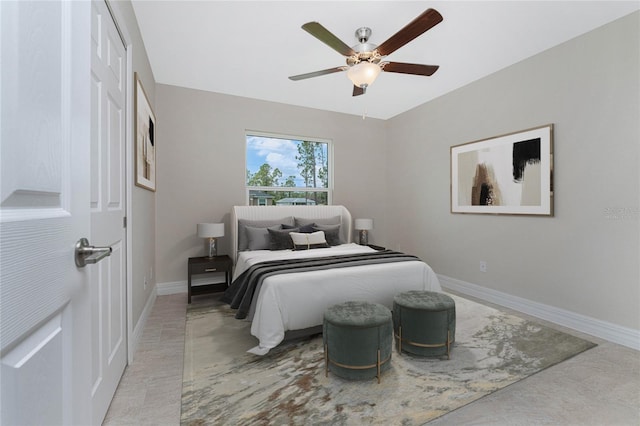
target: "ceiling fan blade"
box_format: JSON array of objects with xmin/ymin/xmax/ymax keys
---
[
  {"xmin": 289, "ymin": 67, "xmax": 347, "ymax": 81},
  {"xmin": 302, "ymin": 22, "xmax": 357, "ymax": 57},
  {"xmin": 376, "ymin": 8, "xmax": 443, "ymax": 56},
  {"xmin": 382, "ymin": 62, "xmax": 439, "ymax": 76},
  {"xmin": 352, "ymin": 85, "xmax": 365, "ymax": 97}
]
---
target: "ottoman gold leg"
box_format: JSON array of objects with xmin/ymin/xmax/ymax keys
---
[{"xmin": 324, "ymin": 343, "xmax": 328, "ymax": 377}]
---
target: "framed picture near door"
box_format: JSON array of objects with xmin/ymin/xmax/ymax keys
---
[{"xmin": 135, "ymin": 73, "xmax": 156, "ymax": 191}]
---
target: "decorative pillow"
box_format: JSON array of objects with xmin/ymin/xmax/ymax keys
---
[
  {"xmin": 238, "ymin": 217, "xmax": 294, "ymax": 251},
  {"xmin": 313, "ymin": 224, "xmax": 342, "ymax": 246},
  {"xmin": 282, "ymin": 223, "xmax": 316, "ymax": 233},
  {"xmin": 268, "ymin": 227, "xmax": 299, "ymax": 250},
  {"xmin": 294, "ymin": 216, "xmax": 341, "ymax": 227},
  {"xmin": 246, "ymin": 225, "xmax": 281, "ymax": 251},
  {"xmin": 290, "ymin": 231, "xmax": 330, "ymax": 250}
]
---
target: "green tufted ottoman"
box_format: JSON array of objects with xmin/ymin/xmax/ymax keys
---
[
  {"xmin": 323, "ymin": 301, "xmax": 393, "ymax": 383},
  {"xmin": 393, "ymin": 291, "xmax": 456, "ymax": 359}
]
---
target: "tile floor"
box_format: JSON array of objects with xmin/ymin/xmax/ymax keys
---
[
  {"xmin": 103, "ymin": 295, "xmax": 186, "ymax": 425},
  {"xmin": 103, "ymin": 292, "xmax": 640, "ymax": 425}
]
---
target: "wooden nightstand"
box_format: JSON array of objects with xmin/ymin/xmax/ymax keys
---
[{"xmin": 187, "ymin": 255, "xmax": 232, "ymax": 303}]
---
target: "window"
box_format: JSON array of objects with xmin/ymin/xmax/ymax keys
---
[{"xmin": 246, "ymin": 132, "xmax": 331, "ymax": 206}]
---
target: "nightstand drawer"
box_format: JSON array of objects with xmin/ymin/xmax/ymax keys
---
[
  {"xmin": 189, "ymin": 262, "xmax": 228, "ymax": 275},
  {"xmin": 189, "ymin": 257, "xmax": 231, "ymax": 274}
]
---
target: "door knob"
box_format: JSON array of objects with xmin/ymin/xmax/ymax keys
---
[{"xmin": 75, "ymin": 238, "xmax": 112, "ymax": 267}]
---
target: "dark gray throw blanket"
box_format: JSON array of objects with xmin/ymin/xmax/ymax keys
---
[{"xmin": 222, "ymin": 250, "xmax": 419, "ymax": 319}]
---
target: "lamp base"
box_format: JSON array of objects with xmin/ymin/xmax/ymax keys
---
[
  {"xmin": 358, "ymin": 230, "xmax": 369, "ymax": 246},
  {"xmin": 206, "ymin": 238, "xmax": 218, "ymax": 258}
]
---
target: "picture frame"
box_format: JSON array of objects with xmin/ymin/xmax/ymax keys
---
[
  {"xmin": 451, "ymin": 124, "xmax": 553, "ymax": 216},
  {"xmin": 135, "ymin": 73, "xmax": 156, "ymax": 191}
]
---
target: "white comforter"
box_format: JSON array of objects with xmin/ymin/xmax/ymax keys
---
[{"xmin": 234, "ymin": 244, "xmax": 442, "ymax": 355}]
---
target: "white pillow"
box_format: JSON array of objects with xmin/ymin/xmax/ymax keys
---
[{"xmin": 290, "ymin": 231, "xmax": 329, "ymax": 250}]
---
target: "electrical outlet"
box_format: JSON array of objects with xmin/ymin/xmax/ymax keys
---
[{"xmin": 479, "ymin": 261, "xmax": 487, "ymax": 273}]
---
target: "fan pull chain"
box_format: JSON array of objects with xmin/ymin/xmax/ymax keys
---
[{"xmin": 362, "ymin": 97, "xmax": 368, "ymax": 120}]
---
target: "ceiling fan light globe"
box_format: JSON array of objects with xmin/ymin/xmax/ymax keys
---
[{"xmin": 347, "ymin": 62, "xmax": 381, "ymax": 88}]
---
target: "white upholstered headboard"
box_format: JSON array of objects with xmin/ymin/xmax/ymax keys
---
[{"xmin": 231, "ymin": 205, "xmax": 353, "ymax": 262}]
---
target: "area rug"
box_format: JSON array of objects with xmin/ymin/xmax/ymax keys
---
[{"xmin": 181, "ymin": 294, "xmax": 595, "ymax": 425}]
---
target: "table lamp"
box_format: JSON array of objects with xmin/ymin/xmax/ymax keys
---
[
  {"xmin": 197, "ymin": 223, "xmax": 224, "ymax": 258},
  {"xmin": 354, "ymin": 218, "xmax": 373, "ymax": 245}
]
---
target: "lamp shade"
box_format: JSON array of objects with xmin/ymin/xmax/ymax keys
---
[
  {"xmin": 354, "ymin": 218, "xmax": 373, "ymax": 230},
  {"xmin": 197, "ymin": 223, "xmax": 224, "ymax": 238},
  {"xmin": 347, "ymin": 62, "xmax": 381, "ymax": 88}
]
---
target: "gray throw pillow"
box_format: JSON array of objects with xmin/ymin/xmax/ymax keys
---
[
  {"xmin": 282, "ymin": 223, "xmax": 316, "ymax": 233},
  {"xmin": 246, "ymin": 225, "xmax": 281, "ymax": 251},
  {"xmin": 267, "ymin": 227, "xmax": 298, "ymax": 250},
  {"xmin": 313, "ymin": 224, "xmax": 341, "ymax": 246},
  {"xmin": 294, "ymin": 215, "xmax": 341, "ymax": 227},
  {"xmin": 238, "ymin": 217, "xmax": 294, "ymax": 251}
]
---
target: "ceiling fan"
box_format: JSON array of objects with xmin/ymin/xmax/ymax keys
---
[{"xmin": 288, "ymin": 8, "xmax": 443, "ymax": 96}]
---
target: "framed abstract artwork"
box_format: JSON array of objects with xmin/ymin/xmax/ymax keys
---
[
  {"xmin": 451, "ymin": 124, "xmax": 553, "ymax": 215},
  {"xmin": 135, "ymin": 73, "xmax": 156, "ymax": 191}
]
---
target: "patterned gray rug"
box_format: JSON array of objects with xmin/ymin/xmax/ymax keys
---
[{"xmin": 181, "ymin": 294, "xmax": 595, "ymax": 425}]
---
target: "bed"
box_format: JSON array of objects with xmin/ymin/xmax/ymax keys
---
[{"xmin": 225, "ymin": 205, "xmax": 442, "ymax": 355}]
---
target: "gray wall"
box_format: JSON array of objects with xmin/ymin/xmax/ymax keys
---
[
  {"xmin": 385, "ymin": 12, "xmax": 639, "ymax": 330},
  {"xmin": 109, "ymin": 0, "xmax": 156, "ymax": 330},
  {"xmin": 154, "ymin": 87, "xmax": 388, "ymax": 284}
]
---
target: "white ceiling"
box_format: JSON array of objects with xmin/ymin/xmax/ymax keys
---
[{"xmin": 131, "ymin": 1, "xmax": 639, "ymax": 120}]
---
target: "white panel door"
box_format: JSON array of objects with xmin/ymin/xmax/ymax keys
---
[
  {"xmin": 0, "ymin": 1, "xmax": 92, "ymax": 425},
  {"xmin": 89, "ymin": 1, "xmax": 128, "ymax": 423}
]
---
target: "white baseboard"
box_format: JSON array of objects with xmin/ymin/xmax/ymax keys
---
[
  {"xmin": 129, "ymin": 285, "xmax": 157, "ymax": 362},
  {"xmin": 157, "ymin": 280, "xmax": 186, "ymax": 295},
  {"xmin": 438, "ymin": 274, "xmax": 640, "ymax": 351}
]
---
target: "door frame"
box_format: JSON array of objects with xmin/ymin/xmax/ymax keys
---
[{"xmin": 104, "ymin": 0, "xmax": 136, "ymax": 363}]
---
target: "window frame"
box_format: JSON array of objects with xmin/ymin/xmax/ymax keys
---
[{"xmin": 245, "ymin": 130, "xmax": 334, "ymax": 206}]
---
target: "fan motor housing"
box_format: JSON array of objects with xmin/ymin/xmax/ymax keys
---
[{"xmin": 347, "ymin": 27, "xmax": 380, "ymax": 65}]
